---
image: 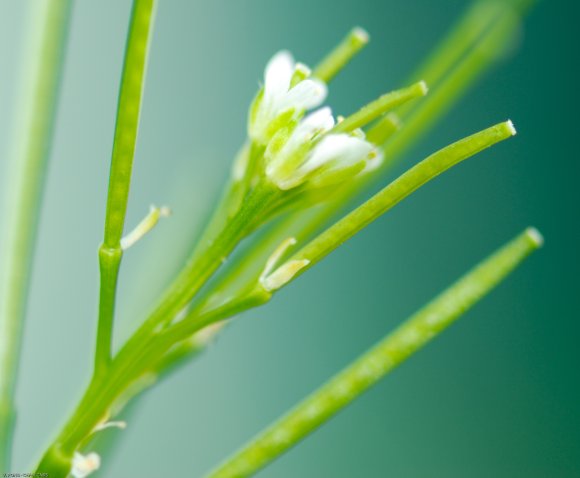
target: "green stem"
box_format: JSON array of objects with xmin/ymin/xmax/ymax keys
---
[
  {"xmin": 89, "ymin": 324, "xmax": 225, "ymax": 476},
  {"xmin": 0, "ymin": 0, "xmax": 72, "ymax": 470},
  {"xmin": 332, "ymin": 81, "xmax": 427, "ymax": 134},
  {"xmin": 94, "ymin": 0, "xmax": 158, "ymax": 378},
  {"xmin": 365, "ymin": 113, "xmax": 401, "ymax": 145},
  {"xmin": 156, "ymin": 289, "xmax": 270, "ymax": 350},
  {"xmin": 205, "ymin": 227, "xmax": 543, "ymax": 478},
  {"xmin": 34, "ymin": 295, "xmax": 236, "ymax": 476},
  {"xmin": 132, "ymin": 185, "xmax": 273, "ymax": 338},
  {"xmin": 313, "ymin": 27, "xmax": 369, "ymax": 83}
]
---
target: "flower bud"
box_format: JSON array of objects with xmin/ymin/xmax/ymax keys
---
[
  {"xmin": 265, "ymin": 107, "xmax": 382, "ymax": 191},
  {"xmin": 249, "ymin": 51, "xmax": 327, "ymax": 145}
]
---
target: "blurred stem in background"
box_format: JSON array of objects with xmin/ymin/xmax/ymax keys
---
[
  {"xmin": 33, "ymin": 1, "xmax": 159, "ymax": 475},
  {"xmin": 206, "ymin": 228, "xmax": 543, "ymax": 478},
  {"xmin": 0, "ymin": 0, "xmax": 72, "ymax": 470}
]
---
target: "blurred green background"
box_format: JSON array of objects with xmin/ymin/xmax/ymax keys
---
[{"xmin": 0, "ymin": 0, "xmax": 578, "ymax": 476}]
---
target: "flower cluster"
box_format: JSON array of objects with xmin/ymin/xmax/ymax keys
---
[{"xmin": 246, "ymin": 51, "xmax": 382, "ymax": 193}]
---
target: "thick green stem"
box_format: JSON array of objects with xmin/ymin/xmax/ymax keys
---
[
  {"xmin": 0, "ymin": 0, "xmax": 72, "ymax": 470},
  {"xmin": 129, "ymin": 185, "xmax": 274, "ymax": 342},
  {"xmin": 94, "ymin": 0, "xmax": 158, "ymax": 378},
  {"xmin": 205, "ymin": 227, "xmax": 543, "ymax": 478}
]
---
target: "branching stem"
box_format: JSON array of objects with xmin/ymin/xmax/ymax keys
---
[{"xmin": 94, "ymin": 0, "xmax": 158, "ymax": 378}]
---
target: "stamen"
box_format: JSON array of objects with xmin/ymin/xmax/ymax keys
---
[
  {"xmin": 261, "ymin": 237, "xmax": 298, "ymax": 279},
  {"xmin": 261, "ymin": 259, "xmax": 311, "ymax": 292},
  {"xmin": 120, "ymin": 205, "xmax": 171, "ymax": 250},
  {"xmin": 259, "ymin": 237, "xmax": 311, "ymax": 291},
  {"xmin": 93, "ymin": 420, "xmax": 127, "ymax": 432}
]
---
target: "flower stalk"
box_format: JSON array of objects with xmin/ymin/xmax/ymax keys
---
[
  {"xmin": 332, "ymin": 81, "xmax": 427, "ymax": 134},
  {"xmin": 94, "ymin": 0, "xmax": 158, "ymax": 378},
  {"xmin": 120, "ymin": 205, "xmax": 171, "ymax": 251}
]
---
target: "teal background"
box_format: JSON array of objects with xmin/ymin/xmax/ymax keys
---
[{"xmin": 0, "ymin": 0, "xmax": 578, "ymax": 476}]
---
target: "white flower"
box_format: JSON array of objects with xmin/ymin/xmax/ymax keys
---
[
  {"xmin": 71, "ymin": 452, "xmax": 101, "ymax": 478},
  {"xmin": 306, "ymin": 134, "xmax": 376, "ymax": 173},
  {"xmin": 249, "ymin": 51, "xmax": 327, "ymax": 144},
  {"xmin": 280, "ymin": 107, "xmax": 336, "ymax": 154},
  {"xmin": 265, "ymin": 106, "xmax": 335, "ymax": 185},
  {"xmin": 266, "ymin": 108, "xmax": 382, "ymax": 190}
]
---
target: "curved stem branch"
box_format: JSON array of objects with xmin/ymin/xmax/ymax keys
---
[{"xmin": 285, "ymin": 122, "xmax": 516, "ymax": 279}]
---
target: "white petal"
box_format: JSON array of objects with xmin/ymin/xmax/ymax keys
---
[
  {"xmin": 261, "ymin": 259, "xmax": 310, "ymax": 292},
  {"xmin": 284, "ymin": 107, "xmax": 334, "ymax": 153},
  {"xmin": 361, "ymin": 148, "xmax": 384, "ymax": 173},
  {"xmin": 299, "ymin": 107, "xmax": 335, "ymax": 133},
  {"xmin": 260, "ymin": 237, "xmax": 298, "ymax": 279},
  {"xmin": 269, "ymin": 107, "xmax": 334, "ymax": 170},
  {"xmin": 305, "ymin": 134, "xmax": 373, "ymax": 173},
  {"xmin": 280, "ymin": 79, "xmax": 327, "ymax": 112},
  {"xmin": 71, "ymin": 452, "xmax": 101, "ymax": 478},
  {"xmin": 264, "ymin": 50, "xmax": 294, "ymax": 104}
]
